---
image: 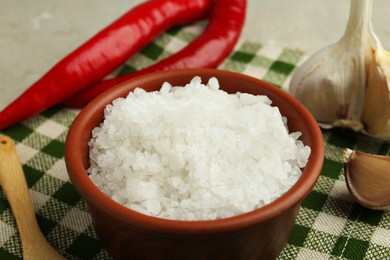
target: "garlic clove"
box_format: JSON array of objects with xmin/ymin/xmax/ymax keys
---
[
  {"xmin": 343, "ymin": 148, "xmax": 390, "ymax": 210},
  {"xmin": 361, "ymin": 38, "xmax": 390, "ymax": 140}
]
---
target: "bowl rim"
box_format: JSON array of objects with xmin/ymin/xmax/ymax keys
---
[{"xmin": 65, "ymin": 68, "xmax": 324, "ymax": 235}]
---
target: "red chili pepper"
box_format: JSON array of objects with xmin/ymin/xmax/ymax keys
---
[
  {"xmin": 61, "ymin": 0, "xmax": 247, "ymax": 108},
  {"xmin": 0, "ymin": 0, "xmax": 211, "ymax": 130}
]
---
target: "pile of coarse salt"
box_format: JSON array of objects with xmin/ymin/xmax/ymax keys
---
[{"xmin": 88, "ymin": 76, "xmax": 311, "ymax": 221}]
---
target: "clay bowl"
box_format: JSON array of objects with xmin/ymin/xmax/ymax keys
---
[{"xmin": 65, "ymin": 68, "xmax": 324, "ymax": 259}]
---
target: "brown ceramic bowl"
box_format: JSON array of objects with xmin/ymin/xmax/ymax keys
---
[{"xmin": 65, "ymin": 68, "xmax": 324, "ymax": 259}]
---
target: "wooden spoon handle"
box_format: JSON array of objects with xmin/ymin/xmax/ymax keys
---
[{"xmin": 0, "ymin": 135, "xmax": 64, "ymax": 260}]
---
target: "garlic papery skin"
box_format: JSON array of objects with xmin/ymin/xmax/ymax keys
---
[
  {"xmin": 343, "ymin": 148, "xmax": 390, "ymax": 210},
  {"xmin": 289, "ymin": 0, "xmax": 372, "ymax": 132},
  {"xmin": 362, "ymin": 36, "xmax": 390, "ymax": 140}
]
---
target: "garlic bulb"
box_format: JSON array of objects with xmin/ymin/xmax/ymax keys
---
[
  {"xmin": 343, "ymin": 148, "xmax": 390, "ymax": 210},
  {"xmin": 289, "ymin": 0, "xmax": 390, "ymax": 140},
  {"xmin": 289, "ymin": 0, "xmax": 371, "ymax": 131}
]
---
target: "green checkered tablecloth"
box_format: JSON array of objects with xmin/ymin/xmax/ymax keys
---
[{"xmin": 0, "ymin": 23, "xmax": 389, "ymax": 260}]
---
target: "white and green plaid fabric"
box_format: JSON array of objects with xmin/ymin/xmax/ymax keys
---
[{"xmin": 0, "ymin": 23, "xmax": 389, "ymax": 260}]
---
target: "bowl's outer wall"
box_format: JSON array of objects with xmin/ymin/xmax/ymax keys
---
[
  {"xmin": 65, "ymin": 69, "xmax": 324, "ymax": 259},
  {"xmin": 89, "ymin": 201, "xmax": 300, "ymax": 260}
]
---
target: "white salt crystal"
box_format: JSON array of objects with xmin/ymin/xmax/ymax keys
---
[
  {"xmin": 160, "ymin": 82, "xmax": 172, "ymax": 94},
  {"xmin": 141, "ymin": 199, "xmax": 161, "ymax": 215},
  {"xmin": 207, "ymin": 77, "xmax": 219, "ymax": 90}
]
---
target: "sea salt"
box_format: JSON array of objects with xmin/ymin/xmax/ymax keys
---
[{"xmin": 88, "ymin": 76, "xmax": 311, "ymax": 220}]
